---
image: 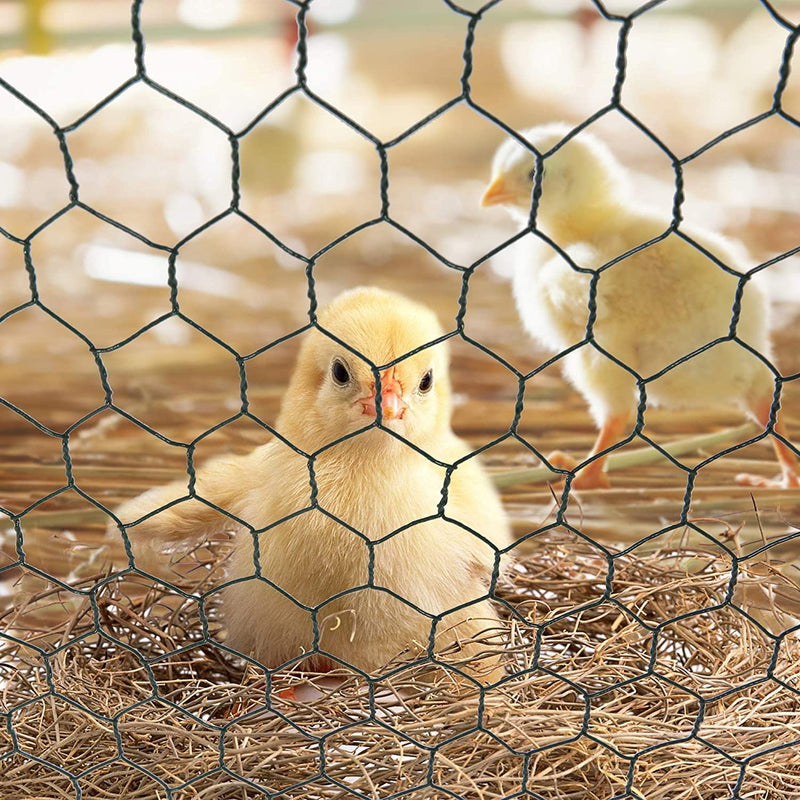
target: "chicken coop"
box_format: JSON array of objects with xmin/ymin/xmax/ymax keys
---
[{"xmin": 2, "ymin": 0, "xmax": 800, "ymax": 797}]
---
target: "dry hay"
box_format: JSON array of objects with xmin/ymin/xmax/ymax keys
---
[{"xmin": 2, "ymin": 535, "xmax": 800, "ymax": 800}]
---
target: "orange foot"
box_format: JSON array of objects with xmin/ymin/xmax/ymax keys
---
[
  {"xmin": 546, "ymin": 451, "xmax": 611, "ymax": 491},
  {"xmin": 547, "ymin": 450, "xmax": 578, "ymax": 471},
  {"xmin": 735, "ymin": 471, "xmax": 800, "ymax": 490},
  {"xmin": 276, "ymin": 686, "xmax": 297, "ymax": 701}
]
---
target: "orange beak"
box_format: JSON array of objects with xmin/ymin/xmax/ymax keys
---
[
  {"xmin": 480, "ymin": 176, "xmax": 517, "ymax": 207},
  {"xmin": 360, "ymin": 369, "xmax": 406, "ymax": 421}
]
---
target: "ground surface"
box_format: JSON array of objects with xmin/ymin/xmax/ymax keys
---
[{"xmin": 1, "ymin": 0, "xmax": 799, "ymax": 617}]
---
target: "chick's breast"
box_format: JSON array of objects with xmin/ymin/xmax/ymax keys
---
[
  {"xmin": 515, "ymin": 216, "xmax": 772, "ymax": 417},
  {"xmin": 221, "ymin": 431, "xmax": 510, "ymax": 675},
  {"xmin": 513, "ymin": 242, "xmax": 595, "ymax": 352}
]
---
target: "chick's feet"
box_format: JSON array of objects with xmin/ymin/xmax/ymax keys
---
[
  {"xmin": 735, "ymin": 470, "xmax": 800, "ymax": 490},
  {"xmin": 546, "ymin": 451, "xmax": 612, "ymax": 491}
]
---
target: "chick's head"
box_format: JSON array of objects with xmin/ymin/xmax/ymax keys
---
[
  {"xmin": 482, "ymin": 122, "xmax": 626, "ymax": 226},
  {"xmin": 278, "ymin": 287, "xmax": 452, "ymax": 451}
]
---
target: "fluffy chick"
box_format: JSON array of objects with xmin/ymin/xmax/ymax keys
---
[
  {"xmin": 113, "ymin": 287, "xmax": 512, "ymax": 681},
  {"xmin": 483, "ymin": 122, "xmax": 799, "ymax": 490}
]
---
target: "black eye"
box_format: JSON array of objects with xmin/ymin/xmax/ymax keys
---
[
  {"xmin": 331, "ymin": 359, "xmax": 350, "ymax": 386},
  {"xmin": 418, "ymin": 369, "xmax": 433, "ymax": 394},
  {"xmin": 528, "ymin": 163, "xmax": 547, "ymax": 183}
]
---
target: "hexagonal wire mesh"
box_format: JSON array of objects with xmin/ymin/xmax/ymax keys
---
[{"xmin": 1, "ymin": 0, "xmax": 800, "ymax": 798}]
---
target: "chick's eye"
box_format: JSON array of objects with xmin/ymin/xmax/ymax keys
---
[
  {"xmin": 527, "ymin": 164, "xmax": 545, "ymax": 183},
  {"xmin": 331, "ymin": 359, "xmax": 350, "ymax": 386},
  {"xmin": 418, "ymin": 369, "xmax": 433, "ymax": 394}
]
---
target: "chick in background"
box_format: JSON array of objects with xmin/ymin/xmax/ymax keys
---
[
  {"xmin": 112, "ymin": 287, "xmax": 511, "ymax": 681},
  {"xmin": 483, "ymin": 123, "xmax": 799, "ymax": 490}
]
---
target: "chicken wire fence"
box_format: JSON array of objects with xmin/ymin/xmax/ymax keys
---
[{"xmin": 2, "ymin": 0, "xmax": 800, "ymax": 798}]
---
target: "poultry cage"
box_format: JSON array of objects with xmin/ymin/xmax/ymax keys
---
[{"xmin": 1, "ymin": 0, "xmax": 800, "ymax": 797}]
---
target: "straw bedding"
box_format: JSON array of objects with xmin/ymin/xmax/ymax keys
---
[{"xmin": 2, "ymin": 532, "xmax": 799, "ymax": 800}]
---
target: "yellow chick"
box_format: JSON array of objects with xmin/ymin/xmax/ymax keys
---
[
  {"xmin": 482, "ymin": 123, "xmax": 799, "ymax": 490},
  {"xmin": 112, "ymin": 287, "xmax": 511, "ymax": 681}
]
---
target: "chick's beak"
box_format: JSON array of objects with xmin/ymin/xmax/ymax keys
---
[
  {"xmin": 481, "ymin": 176, "xmax": 516, "ymax": 207},
  {"xmin": 360, "ymin": 370, "xmax": 406, "ymax": 421}
]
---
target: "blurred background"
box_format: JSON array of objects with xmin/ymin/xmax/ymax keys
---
[{"xmin": 1, "ymin": 0, "xmax": 800, "ymax": 617}]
